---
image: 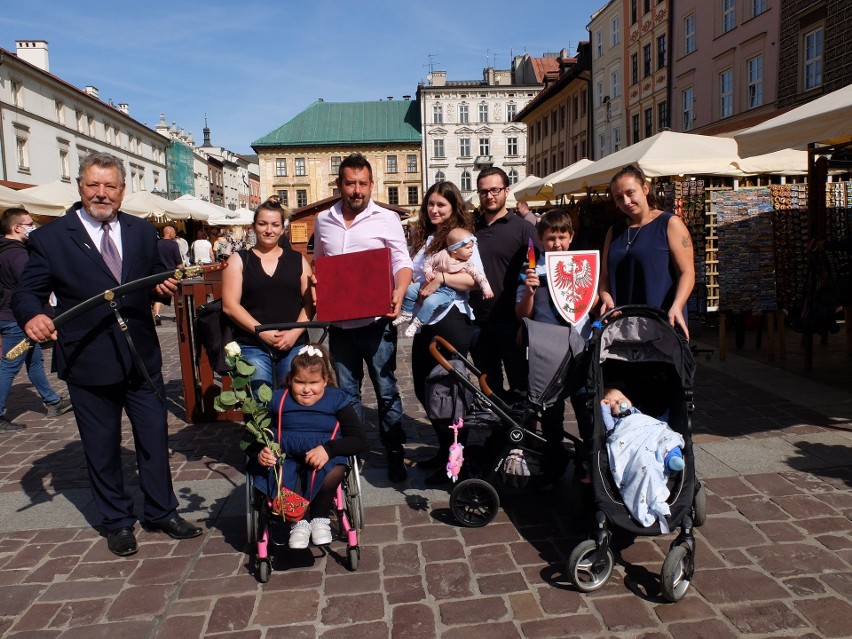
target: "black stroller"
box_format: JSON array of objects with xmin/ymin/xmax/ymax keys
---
[
  {"xmin": 428, "ymin": 318, "xmax": 586, "ymax": 528},
  {"xmin": 567, "ymin": 305, "xmax": 707, "ymax": 602}
]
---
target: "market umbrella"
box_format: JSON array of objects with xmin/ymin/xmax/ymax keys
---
[
  {"xmin": 514, "ymin": 159, "xmax": 595, "ymax": 201},
  {"xmin": 0, "ymin": 184, "xmax": 66, "ymax": 216},
  {"xmin": 735, "ymin": 83, "xmax": 852, "ymax": 157},
  {"xmin": 121, "ymin": 190, "xmax": 193, "ymax": 220},
  {"xmin": 207, "ymin": 207, "xmax": 255, "ymax": 226},
  {"xmin": 175, "ymin": 194, "xmax": 233, "ymax": 221},
  {"xmin": 552, "ymin": 131, "xmax": 740, "ymax": 196},
  {"xmin": 16, "ymin": 180, "xmax": 80, "ymax": 211}
]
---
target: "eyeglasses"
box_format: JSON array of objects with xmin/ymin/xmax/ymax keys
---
[{"xmin": 477, "ymin": 187, "xmax": 506, "ymax": 198}]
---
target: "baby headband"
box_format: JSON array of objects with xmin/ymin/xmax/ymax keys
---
[
  {"xmin": 298, "ymin": 345, "xmax": 323, "ymax": 358},
  {"xmin": 447, "ymin": 236, "xmax": 477, "ymax": 252}
]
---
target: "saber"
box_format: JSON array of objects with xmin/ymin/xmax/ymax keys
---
[{"xmin": 6, "ymin": 261, "xmax": 227, "ymax": 360}]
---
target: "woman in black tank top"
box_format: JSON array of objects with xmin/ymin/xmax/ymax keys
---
[{"xmin": 222, "ymin": 196, "xmax": 314, "ymax": 391}]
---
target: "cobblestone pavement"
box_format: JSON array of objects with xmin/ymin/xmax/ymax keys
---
[{"xmin": 0, "ymin": 309, "xmax": 849, "ymax": 638}]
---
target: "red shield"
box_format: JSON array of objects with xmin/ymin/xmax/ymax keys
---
[{"xmin": 544, "ymin": 250, "xmax": 600, "ymax": 326}]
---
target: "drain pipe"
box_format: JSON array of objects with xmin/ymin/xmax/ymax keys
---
[{"xmin": 0, "ymin": 51, "xmax": 8, "ymax": 180}]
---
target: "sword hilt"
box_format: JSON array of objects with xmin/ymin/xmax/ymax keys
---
[{"xmin": 5, "ymin": 337, "xmax": 35, "ymax": 360}]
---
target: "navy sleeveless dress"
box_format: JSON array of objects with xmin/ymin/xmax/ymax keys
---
[{"xmin": 607, "ymin": 212, "xmax": 683, "ymax": 316}]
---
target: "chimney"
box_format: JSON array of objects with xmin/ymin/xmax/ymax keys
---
[
  {"xmin": 85, "ymin": 86, "xmax": 100, "ymax": 99},
  {"xmin": 118, "ymin": 103, "xmax": 129, "ymax": 115},
  {"xmin": 15, "ymin": 40, "xmax": 49, "ymax": 72},
  {"xmin": 403, "ymin": 95, "xmax": 411, "ymax": 100},
  {"xmin": 387, "ymin": 96, "xmax": 393, "ymax": 100},
  {"xmin": 430, "ymin": 71, "xmax": 447, "ymax": 87}
]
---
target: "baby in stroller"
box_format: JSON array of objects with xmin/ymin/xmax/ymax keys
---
[
  {"xmin": 248, "ymin": 344, "xmax": 368, "ymax": 549},
  {"xmin": 601, "ymin": 387, "xmax": 685, "ymax": 533}
]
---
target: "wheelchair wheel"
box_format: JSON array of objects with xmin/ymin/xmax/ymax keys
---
[
  {"xmin": 256, "ymin": 558, "xmax": 271, "ymax": 584},
  {"xmin": 568, "ymin": 539, "xmax": 614, "ymax": 593},
  {"xmin": 345, "ymin": 457, "xmax": 365, "ymax": 531},
  {"xmin": 245, "ymin": 471, "xmax": 264, "ymax": 546},
  {"xmin": 449, "ymin": 479, "xmax": 499, "ymax": 527},
  {"xmin": 660, "ymin": 546, "xmax": 692, "ymax": 602},
  {"xmin": 692, "ymin": 482, "xmax": 707, "ymax": 528},
  {"xmin": 347, "ymin": 546, "xmax": 360, "ymax": 571}
]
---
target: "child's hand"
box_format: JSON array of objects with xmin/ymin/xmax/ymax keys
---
[
  {"xmin": 424, "ymin": 271, "xmax": 435, "ymax": 282},
  {"xmin": 524, "ymin": 268, "xmax": 539, "ymax": 292},
  {"xmin": 258, "ymin": 447, "xmax": 277, "ymax": 467},
  {"xmin": 304, "ymin": 445, "xmax": 330, "ymax": 469},
  {"xmin": 482, "ymin": 288, "xmax": 494, "ymax": 299}
]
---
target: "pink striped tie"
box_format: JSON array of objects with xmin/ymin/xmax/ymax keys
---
[{"xmin": 101, "ymin": 222, "xmax": 122, "ymax": 282}]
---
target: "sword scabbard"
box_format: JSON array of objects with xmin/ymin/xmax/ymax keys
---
[{"xmin": 5, "ymin": 338, "xmax": 34, "ymax": 360}]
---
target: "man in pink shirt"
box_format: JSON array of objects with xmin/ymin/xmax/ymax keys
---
[{"xmin": 313, "ymin": 153, "xmax": 413, "ymax": 482}]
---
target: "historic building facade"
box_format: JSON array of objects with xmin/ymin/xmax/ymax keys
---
[
  {"xmin": 624, "ymin": 0, "xmax": 670, "ymax": 145},
  {"xmin": 589, "ymin": 0, "xmax": 626, "ymax": 159}
]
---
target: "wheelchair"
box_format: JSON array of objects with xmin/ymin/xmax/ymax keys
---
[{"xmin": 245, "ymin": 455, "xmax": 365, "ymax": 582}]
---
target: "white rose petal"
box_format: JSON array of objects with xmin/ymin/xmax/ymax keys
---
[{"xmin": 224, "ymin": 341, "xmax": 241, "ymax": 357}]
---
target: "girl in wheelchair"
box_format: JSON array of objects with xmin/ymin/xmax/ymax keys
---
[{"xmin": 249, "ymin": 344, "xmax": 368, "ymax": 549}]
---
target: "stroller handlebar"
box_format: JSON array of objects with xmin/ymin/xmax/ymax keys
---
[
  {"xmin": 594, "ymin": 304, "xmax": 669, "ymax": 328},
  {"xmin": 428, "ymin": 335, "xmax": 457, "ymax": 371}
]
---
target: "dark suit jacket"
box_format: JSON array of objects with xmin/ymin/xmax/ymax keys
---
[{"xmin": 12, "ymin": 203, "xmax": 167, "ymax": 385}]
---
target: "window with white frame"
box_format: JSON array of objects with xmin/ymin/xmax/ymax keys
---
[
  {"xmin": 685, "ymin": 14, "xmax": 696, "ymax": 54},
  {"xmin": 407, "ymin": 186, "xmax": 418, "ymax": 205},
  {"xmin": 297, "ymin": 189, "xmax": 307, "ymax": 208},
  {"xmin": 388, "ymin": 187, "xmax": 399, "ymax": 205},
  {"xmin": 459, "ymin": 137, "xmax": 471, "ymax": 157},
  {"xmin": 720, "ymin": 69, "xmax": 733, "ymax": 118},
  {"xmin": 435, "ymin": 170, "xmax": 446, "ymax": 183},
  {"xmin": 614, "ymin": 127, "xmax": 622, "ymax": 151},
  {"xmin": 277, "ymin": 190, "xmax": 289, "ymax": 206},
  {"xmin": 433, "ymin": 138, "xmax": 445, "ymax": 158},
  {"xmin": 803, "ymin": 26, "xmax": 824, "ymax": 90},
  {"xmin": 387, "ymin": 155, "xmax": 398, "ymax": 173},
  {"xmin": 479, "ymin": 103, "xmax": 488, "ymax": 123},
  {"xmin": 295, "ymin": 157, "xmax": 306, "ymax": 176},
  {"xmin": 599, "ymin": 133, "xmax": 607, "ymax": 156},
  {"xmin": 459, "ymin": 103, "xmax": 469, "ymax": 124},
  {"xmin": 506, "ymin": 102, "xmax": 517, "ymax": 121},
  {"xmin": 461, "ymin": 170, "xmax": 472, "ymax": 192},
  {"xmin": 59, "ymin": 149, "xmax": 69, "ymax": 179},
  {"xmin": 722, "ymin": 0, "xmax": 736, "ymax": 33},
  {"xmin": 507, "ymin": 137, "xmax": 518, "ymax": 156},
  {"xmin": 611, "ymin": 70, "xmax": 621, "ymax": 97},
  {"xmin": 479, "ymin": 138, "xmax": 490, "ymax": 156},
  {"xmin": 508, "ymin": 168, "xmax": 519, "ymax": 185},
  {"xmin": 611, "ymin": 16, "xmax": 620, "ymax": 46},
  {"xmin": 16, "ymin": 137, "xmax": 28, "ymax": 170},
  {"xmin": 682, "ymin": 87, "xmax": 695, "ymax": 130},
  {"xmin": 433, "ymin": 104, "xmax": 443, "ymax": 124},
  {"xmin": 596, "ymin": 31, "xmax": 603, "ymax": 57},
  {"xmin": 331, "ymin": 155, "xmax": 341, "ymax": 174},
  {"xmin": 747, "ymin": 55, "xmax": 763, "ymax": 108},
  {"xmin": 407, "ymin": 154, "xmax": 417, "ymax": 172},
  {"xmin": 597, "ymin": 81, "xmax": 605, "ymax": 105},
  {"xmin": 275, "ymin": 158, "xmax": 287, "ymax": 176}
]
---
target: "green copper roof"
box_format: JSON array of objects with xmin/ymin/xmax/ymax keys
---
[{"xmin": 252, "ymin": 100, "xmax": 421, "ymax": 148}]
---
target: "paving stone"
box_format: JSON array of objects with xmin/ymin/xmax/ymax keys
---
[
  {"xmin": 127, "ymin": 555, "xmax": 193, "ymax": 586},
  {"xmin": 722, "ymin": 600, "xmax": 809, "ymax": 634},
  {"xmin": 106, "ymin": 584, "xmax": 175, "ymax": 621},
  {"xmin": 535, "ymin": 585, "xmax": 585, "ymax": 615},
  {"xmin": 507, "ymin": 592, "xmax": 542, "ymax": 621},
  {"xmin": 745, "ymin": 473, "xmax": 802, "ymax": 496},
  {"xmin": 703, "ymin": 476, "xmax": 755, "ymax": 497},
  {"xmin": 441, "ymin": 621, "xmax": 521, "ymax": 639},
  {"xmin": 729, "ymin": 495, "xmax": 790, "ymax": 521},
  {"xmin": 424, "ymin": 562, "xmax": 472, "ymax": 600},
  {"xmin": 401, "ymin": 524, "xmax": 457, "ymax": 542},
  {"xmin": 21, "ymin": 556, "xmax": 79, "ymax": 583},
  {"xmin": 320, "ymin": 592, "xmax": 385, "ymax": 625},
  {"xmin": 694, "ymin": 515, "xmax": 766, "ymax": 549},
  {"xmin": 519, "ymin": 615, "xmax": 602, "ymax": 639},
  {"xmin": 694, "ymin": 567, "xmax": 789, "ymax": 604},
  {"xmin": 325, "ymin": 571, "xmax": 381, "ymax": 596},
  {"xmin": 439, "ymin": 596, "xmax": 507, "ymax": 624},
  {"xmin": 255, "ymin": 589, "xmax": 319, "ymax": 626},
  {"xmin": 815, "ymin": 533, "xmax": 852, "ymax": 551},
  {"xmin": 382, "ymin": 543, "xmax": 420, "ymax": 577},
  {"xmin": 773, "ymin": 494, "xmax": 840, "ymax": 519},
  {"xmin": 420, "ymin": 539, "xmax": 465, "ymax": 562},
  {"xmin": 156, "ymin": 615, "xmax": 206, "ymax": 638},
  {"xmin": 390, "ymin": 603, "xmax": 436, "ymax": 639},
  {"xmin": 747, "ymin": 542, "xmax": 847, "ymax": 577},
  {"xmin": 821, "ymin": 571, "xmax": 852, "ymax": 599},
  {"xmin": 9, "ymin": 602, "xmax": 61, "ymax": 632},
  {"xmin": 798, "ymin": 517, "xmax": 852, "ymax": 535},
  {"xmin": 652, "ymin": 596, "xmax": 715, "ymax": 623},
  {"xmin": 56, "ymin": 620, "xmax": 157, "ymax": 639},
  {"xmin": 794, "ymin": 596, "xmax": 852, "ymax": 638},
  {"xmin": 188, "ymin": 553, "xmax": 244, "ymax": 579},
  {"xmin": 460, "ymin": 522, "xmax": 523, "ymax": 546},
  {"xmin": 477, "ymin": 572, "xmax": 528, "ymax": 595},
  {"xmin": 509, "ymin": 540, "xmax": 558, "ymax": 566},
  {"xmin": 718, "ymin": 548, "xmax": 753, "ymax": 566},
  {"xmin": 207, "ymin": 595, "xmax": 255, "ymax": 633},
  {"xmin": 755, "ymin": 521, "xmax": 807, "ymax": 543},
  {"xmin": 668, "ymin": 617, "xmax": 743, "ymax": 639},
  {"xmin": 783, "ymin": 576, "xmax": 826, "ymax": 597},
  {"xmin": 385, "ymin": 575, "xmax": 425, "ymax": 604},
  {"xmin": 318, "ymin": 621, "xmax": 385, "ymax": 639},
  {"xmin": 593, "ymin": 595, "xmax": 656, "ymax": 631}
]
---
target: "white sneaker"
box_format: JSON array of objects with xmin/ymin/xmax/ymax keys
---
[
  {"xmin": 310, "ymin": 518, "xmax": 332, "ymax": 546},
  {"xmin": 289, "ymin": 520, "xmax": 311, "ymax": 549},
  {"xmin": 392, "ymin": 312, "xmax": 412, "ymax": 327}
]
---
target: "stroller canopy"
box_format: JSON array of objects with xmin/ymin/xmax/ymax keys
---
[{"xmin": 523, "ymin": 318, "xmax": 587, "ymax": 409}]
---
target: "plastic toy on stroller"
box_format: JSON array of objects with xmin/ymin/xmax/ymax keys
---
[
  {"xmin": 567, "ymin": 305, "xmax": 707, "ymax": 602},
  {"xmin": 428, "ymin": 318, "xmax": 586, "ymax": 528},
  {"xmin": 242, "ymin": 322, "xmax": 365, "ymax": 582}
]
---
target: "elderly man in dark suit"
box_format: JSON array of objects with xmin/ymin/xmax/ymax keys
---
[{"xmin": 12, "ymin": 151, "xmax": 201, "ymax": 557}]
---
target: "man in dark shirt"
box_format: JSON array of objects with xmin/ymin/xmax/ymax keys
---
[
  {"xmin": 470, "ymin": 168, "xmax": 541, "ymax": 400},
  {"xmin": 152, "ymin": 225, "xmax": 183, "ymax": 325}
]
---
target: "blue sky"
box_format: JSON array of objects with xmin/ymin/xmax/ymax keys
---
[{"xmin": 2, "ymin": 1, "xmax": 604, "ymax": 154}]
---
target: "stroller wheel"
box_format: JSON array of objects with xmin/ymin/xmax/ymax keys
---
[
  {"xmin": 256, "ymin": 558, "xmax": 271, "ymax": 584},
  {"xmin": 692, "ymin": 483, "xmax": 707, "ymax": 528},
  {"xmin": 347, "ymin": 545, "xmax": 360, "ymax": 571},
  {"xmin": 449, "ymin": 479, "xmax": 500, "ymax": 528},
  {"xmin": 660, "ymin": 546, "xmax": 691, "ymax": 602},
  {"xmin": 568, "ymin": 539, "xmax": 614, "ymax": 592}
]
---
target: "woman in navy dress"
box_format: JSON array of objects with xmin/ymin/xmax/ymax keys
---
[
  {"xmin": 250, "ymin": 344, "xmax": 367, "ymax": 549},
  {"xmin": 599, "ymin": 165, "xmax": 695, "ymax": 338}
]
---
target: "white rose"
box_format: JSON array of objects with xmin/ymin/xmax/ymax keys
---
[{"xmin": 224, "ymin": 341, "xmax": 241, "ymax": 358}]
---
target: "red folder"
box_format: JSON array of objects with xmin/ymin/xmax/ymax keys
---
[{"xmin": 314, "ymin": 248, "xmax": 393, "ymax": 322}]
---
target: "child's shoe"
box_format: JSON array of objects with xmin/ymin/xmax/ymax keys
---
[
  {"xmin": 404, "ymin": 317, "xmax": 423, "ymax": 338},
  {"xmin": 288, "ymin": 519, "xmax": 311, "ymax": 549},
  {"xmin": 392, "ymin": 312, "xmax": 412, "ymax": 327},
  {"xmin": 665, "ymin": 447, "xmax": 685, "ymax": 473},
  {"xmin": 310, "ymin": 518, "xmax": 332, "ymax": 546}
]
